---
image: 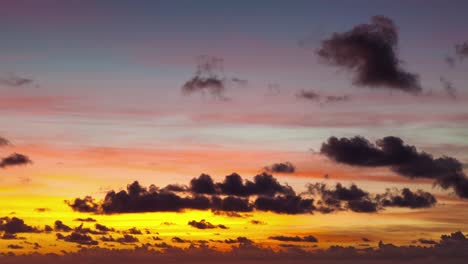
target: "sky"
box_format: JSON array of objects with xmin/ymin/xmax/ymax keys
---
[{"xmin": 0, "ymin": 0, "xmax": 467, "ymax": 263}]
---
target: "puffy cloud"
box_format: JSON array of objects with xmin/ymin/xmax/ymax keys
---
[
  {"xmin": 317, "ymin": 16, "xmax": 421, "ymax": 93},
  {"xmin": 254, "ymin": 195, "xmax": 315, "ymax": 214},
  {"xmin": 0, "ymin": 153, "xmax": 32, "ymax": 168},
  {"xmin": 57, "ymin": 232, "xmax": 98, "ymax": 245},
  {"xmin": 378, "ymin": 188, "xmax": 436, "ymax": 209},
  {"xmin": 264, "ymin": 162, "xmax": 296, "ymax": 174},
  {"xmin": 320, "ymin": 136, "xmax": 468, "ymax": 199},
  {"xmin": 188, "ymin": 219, "xmax": 228, "ymax": 230},
  {"xmin": 0, "ymin": 217, "xmax": 38, "ymax": 234},
  {"xmin": 54, "ymin": 220, "xmax": 72, "ymax": 232}
]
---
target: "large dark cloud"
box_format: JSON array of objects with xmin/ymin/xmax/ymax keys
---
[
  {"xmin": 264, "ymin": 162, "xmax": 296, "ymax": 174},
  {"xmin": 0, "ymin": 153, "xmax": 32, "ymax": 168},
  {"xmin": 320, "ymin": 136, "xmax": 468, "ymax": 199},
  {"xmin": 254, "ymin": 195, "xmax": 315, "ymax": 214},
  {"xmin": 0, "ymin": 217, "xmax": 38, "ymax": 234},
  {"xmin": 378, "ymin": 188, "xmax": 436, "ymax": 209},
  {"xmin": 307, "ymin": 183, "xmax": 436, "ymax": 213},
  {"xmin": 317, "ymin": 16, "xmax": 421, "ymax": 93},
  {"xmin": 67, "ymin": 173, "xmax": 437, "ymax": 215},
  {"xmin": 188, "ymin": 219, "xmax": 228, "ymax": 230}
]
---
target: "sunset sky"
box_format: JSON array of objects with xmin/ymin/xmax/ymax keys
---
[{"xmin": 0, "ymin": 1, "xmax": 467, "ymax": 263}]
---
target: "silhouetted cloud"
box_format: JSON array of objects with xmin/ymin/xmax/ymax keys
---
[
  {"xmin": 378, "ymin": 188, "xmax": 437, "ymax": 209},
  {"xmin": 418, "ymin": 238, "xmax": 437, "ymax": 245},
  {"xmin": 254, "ymin": 195, "xmax": 315, "ymax": 214},
  {"xmin": 73, "ymin": 217, "xmax": 96, "ymax": 222},
  {"xmin": 54, "ymin": 220, "xmax": 72, "ymax": 232},
  {"xmin": 307, "ymin": 183, "xmax": 436, "ymax": 213},
  {"xmin": 0, "ymin": 217, "xmax": 38, "ymax": 234},
  {"xmin": 188, "ymin": 219, "xmax": 228, "ymax": 230},
  {"xmin": 264, "ymin": 162, "xmax": 296, "ymax": 174},
  {"xmin": 57, "ymin": 232, "xmax": 98, "ymax": 245},
  {"xmin": 224, "ymin": 237, "xmax": 253, "ymax": 245},
  {"xmin": 296, "ymin": 90, "xmax": 350, "ymax": 104},
  {"xmin": 0, "ymin": 153, "xmax": 32, "ymax": 168},
  {"xmin": 171, "ymin": 237, "xmax": 190, "ymax": 243},
  {"xmin": 269, "ymin": 235, "xmax": 318, "ymax": 243},
  {"xmin": 317, "ymin": 16, "xmax": 421, "ymax": 93},
  {"xmin": 320, "ymin": 136, "xmax": 468, "ymax": 199}
]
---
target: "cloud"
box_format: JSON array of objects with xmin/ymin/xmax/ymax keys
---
[
  {"xmin": 182, "ymin": 76, "xmax": 226, "ymax": 100},
  {"xmin": 0, "ymin": 217, "xmax": 38, "ymax": 234},
  {"xmin": 455, "ymin": 41, "xmax": 468, "ymax": 60},
  {"xmin": 440, "ymin": 77, "xmax": 456, "ymax": 99},
  {"xmin": 224, "ymin": 237, "xmax": 253, "ymax": 245},
  {"xmin": 378, "ymin": 188, "xmax": 437, "ymax": 209},
  {"xmin": 269, "ymin": 235, "xmax": 318, "ymax": 243},
  {"xmin": 296, "ymin": 90, "xmax": 350, "ymax": 104},
  {"xmin": 317, "ymin": 16, "xmax": 421, "ymax": 93},
  {"xmin": 0, "ymin": 153, "xmax": 32, "ymax": 168},
  {"xmin": 54, "ymin": 220, "xmax": 72, "ymax": 232},
  {"xmin": 320, "ymin": 136, "xmax": 468, "ymax": 199},
  {"xmin": 264, "ymin": 162, "xmax": 296, "ymax": 174},
  {"xmin": 307, "ymin": 183, "xmax": 436, "ymax": 213},
  {"xmin": 254, "ymin": 195, "xmax": 315, "ymax": 214},
  {"xmin": 0, "ymin": 73, "xmax": 34, "ymax": 87},
  {"xmin": 73, "ymin": 217, "xmax": 96, "ymax": 222},
  {"xmin": 296, "ymin": 90, "xmax": 320, "ymax": 101},
  {"xmin": 188, "ymin": 219, "xmax": 228, "ymax": 230},
  {"xmin": 95, "ymin": 223, "xmax": 113, "ymax": 232},
  {"xmin": 0, "ymin": 137, "xmax": 11, "ymax": 147},
  {"xmin": 418, "ymin": 238, "xmax": 437, "ymax": 245},
  {"xmin": 57, "ymin": 232, "xmax": 98, "ymax": 245}
]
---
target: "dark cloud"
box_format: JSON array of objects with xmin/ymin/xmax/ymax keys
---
[
  {"xmin": 218, "ymin": 173, "xmax": 295, "ymax": 197},
  {"xmin": 0, "ymin": 217, "xmax": 38, "ymax": 234},
  {"xmin": 57, "ymin": 232, "xmax": 98, "ymax": 245},
  {"xmin": 66, "ymin": 196, "xmax": 100, "ymax": 213},
  {"xmin": 188, "ymin": 219, "xmax": 228, "ymax": 230},
  {"xmin": 190, "ymin": 174, "xmax": 217, "ymax": 194},
  {"xmin": 171, "ymin": 237, "xmax": 190, "ymax": 243},
  {"xmin": 317, "ymin": 16, "xmax": 421, "ymax": 93},
  {"xmin": 224, "ymin": 237, "xmax": 253, "ymax": 245},
  {"xmin": 0, "ymin": 137, "xmax": 11, "ymax": 147},
  {"xmin": 212, "ymin": 211, "xmax": 248, "ymax": 218},
  {"xmin": 0, "ymin": 73, "xmax": 34, "ymax": 87},
  {"xmin": 116, "ymin": 235, "xmax": 139, "ymax": 244},
  {"xmin": 126, "ymin": 227, "xmax": 142, "ymax": 235},
  {"xmin": 269, "ymin": 235, "xmax": 318, "ymax": 243},
  {"xmin": 254, "ymin": 195, "xmax": 315, "ymax": 214},
  {"xmin": 73, "ymin": 217, "xmax": 96, "ymax": 222},
  {"xmin": 7, "ymin": 244, "xmax": 23, "ymax": 249},
  {"xmin": 182, "ymin": 76, "xmax": 226, "ymax": 100},
  {"xmin": 181, "ymin": 55, "xmax": 246, "ymax": 101},
  {"xmin": 320, "ymin": 136, "xmax": 468, "ymax": 199},
  {"xmin": 296, "ymin": 90, "xmax": 320, "ymax": 101},
  {"xmin": 440, "ymin": 77, "xmax": 456, "ymax": 99},
  {"xmin": 418, "ymin": 238, "xmax": 438, "ymax": 245},
  {"xmin": 250, "ymin": 220, "xmax": 266, "ymax": 225},
  {"xmin": 378, "ymin": 188, "xmax": 437, "ymax": 209},
  {"xmin": 307, "ymin": 183, "xmax": 435, "ymax": 213},
  {"xmin": 0, "ymin": 153, "xmax": 32, "ymax": 168},
  {"xmin": 455, "ymin": 41, "xmax": 468, "ymax": 60},
  {"xmin": 296, "ymin": 90, "xmax": 350, "ymax": 104},
  {"xmin": 95, "ymin": 223, "xmax": 113, "ymax": 232},
  {"xmin": 264, "ymin": 162, "xmax": 296, "ymax": 174},
  {"xmin": 54, "ymin": 220, "xmax": 72, "ymax": 232},
  {"xmin": 1, "ymin": 233, "xmax": 18, "ymax": 240},
  {"xmin": 445, "ymin": 55, "xmax": 456, "ymax": 68},
  {"xmin": 35, "ymin": 208, "xmax": 51, "ymax": 213}
]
